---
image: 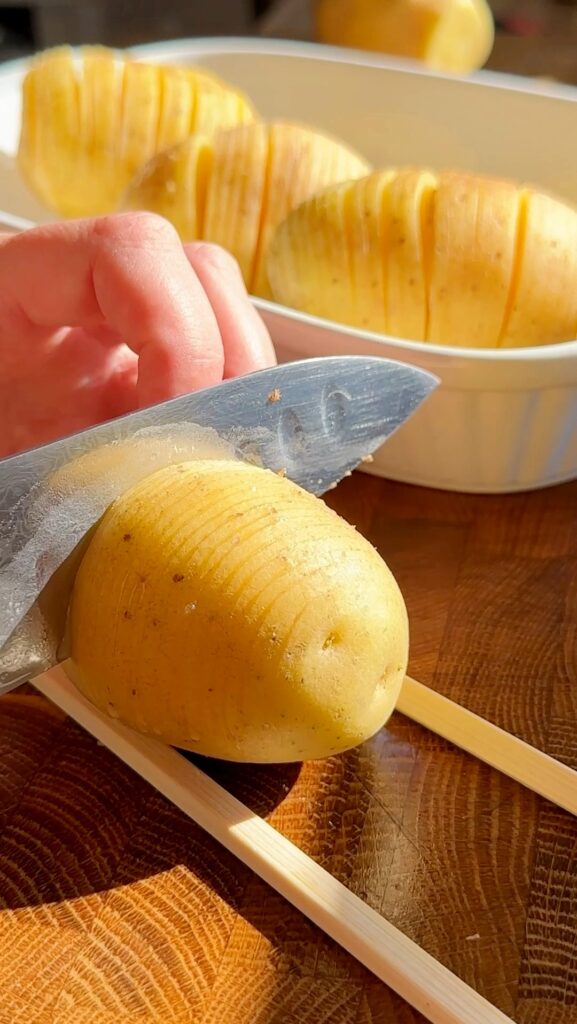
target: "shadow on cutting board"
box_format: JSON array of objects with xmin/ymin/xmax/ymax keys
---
[{"xmin": 0, "ymin": 690, "xmax": 301, "ymax": 912}]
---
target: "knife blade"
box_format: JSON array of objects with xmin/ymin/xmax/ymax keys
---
[{"xmin": 0, "ymin": 355, "xmax": 438, "ymax": 691}]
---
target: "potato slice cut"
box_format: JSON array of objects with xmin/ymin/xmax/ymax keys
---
[
  {"xmin": 251, "ymin": 122, "xmax": 371, "ymax": 297},
  {"xmin": 268, "ymin": 167, "xmax": 577, "ymax": 349},
  {"xmin": 19, "ymin": 47, "xmax": 81, "ymax": 215},
  {"xmin": 18, "ymin": 46, "xmax": 256, "ymax": 217},
  {"xmin": 203, "ymin": 122, "xmax": 270, "ymax": 286},
  {"xmin": 385, "ymin": 168, "xmax": 437, "ymax": 342},
  {"xmin": 268, "ymin": 167, "xmax": 436, "ymax": 338},
  {"xmin": 345, "ymin": 170, "xmax": 397, "ymax": 333},
  {"xmin": 428, "ymin": 171, "xmax": 520, "ymax": 348},
  {"xmin": 125, "ymin": 120, "xmax": 371, "ymax": 295},
  {"xmin": 67, "ymin": 460, "xmax": 409, "ymax": 763},
  {"xmin": 117, "ymin": 60, "xmax": 162, "ymax": 194},
  {"xmin": 267, "ymin": 179, "xmax": 358, "ymax": 327},
  {"xmin": 155, "ymin": 65, "xmax": 195, "ymax": 154},
  {"xmin": 123, "ymin": 135, "xmax": 213, "ymax": 241},
  {"xmin": 77, "ymin": 47, "xmax": 124, "ymax": 213},
  {"xmin": 500, "ymin": 189, "xmax": 577, "ymax": 348}
]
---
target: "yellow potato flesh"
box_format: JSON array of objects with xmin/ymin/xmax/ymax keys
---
[
  {"xmin": 267, "ymin": 168, "xmax": 577, "ymax": 349},
  {"xmin": 315, "ymin": 0, "xmax": 494, "ymax": 74},
  {"xmin": 426, "ymin": 0, "xmax": 495, "ymax": 73},
  {"xmin": 18, "ymin": 46, "xmax": 255, "ymax": 217},
  {"xmin": 124, "ymin": 121, "xmax": 371, "ymax": 296},
  {"xmin": 67, "ymin": 460, "xmax": 408, "ymax": 763}
]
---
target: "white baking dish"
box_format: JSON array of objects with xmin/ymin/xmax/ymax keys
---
[{"xmin": 1, "ymin": 38, "xmax": 577, "ymax": 492}]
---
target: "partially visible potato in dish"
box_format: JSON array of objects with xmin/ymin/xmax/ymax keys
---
[
  {"xmin": 315, "ymin": 0, "xmax": 495, "ymax": 75},
  {"xmin": 18, "ymin": 46, "xmax": 255, "ymax": 217},
  {"xmin": 123, "ymin": 121, "xmax": 371, "ymax": 297},
  {"xmin": 66, "ymin": 459, "xmax": 408, "ymax": 763},
  {"xmin": 266, "ymin": 168, "xmax": 577, "ymax": 348}
]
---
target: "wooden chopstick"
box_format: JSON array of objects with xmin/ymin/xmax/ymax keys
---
[
  {"xmin": 398, "ymin": 677, "xmax": 577, "ymax": 817},
  {"xmin": 34, "ymin": 667, "xmax": 514, "ymax": 1024}
]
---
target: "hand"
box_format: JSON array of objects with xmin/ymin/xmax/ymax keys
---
[{"xmin": 0, "ymin": 212, "xmax": 276, "ymax": 458}]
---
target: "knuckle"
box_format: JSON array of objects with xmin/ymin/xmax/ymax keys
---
[
  {"xmin": 92, "ymin": 211, "xmax": 179, "ymax": 250},
  {"xmin": 188, "ymin": 241, "xmax": 243, "ymax": 280}
]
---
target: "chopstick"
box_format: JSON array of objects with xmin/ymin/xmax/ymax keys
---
[
  {"xmin": 32, "ymin": 666, "xmax": 576, "ymax": 1022},
  {"xmin": 33, "ymin": 667, "xmax": 515, "ymax": 1024},
  {"xmin": 397, "ymin": 677, "xmax": 577, "ymax": 817}
]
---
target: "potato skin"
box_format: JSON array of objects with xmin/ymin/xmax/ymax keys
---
[
  {"xmin": 67, "ymin": 460, "xmax": 408, "ymax": 763},
  {"xmin": 123, "ymin": 120, "xmax": 371, "ymax": 297},
  {"xmin": 18, "ymin": 46, "xmax": 255, "ymax": 217},
  {"xmin": 315, "ymin": 0, "xmax": 495, "ymax": 74},
  {"xmin": 267, "ymin": 168, "xmax": 577, "ymax": 349}
]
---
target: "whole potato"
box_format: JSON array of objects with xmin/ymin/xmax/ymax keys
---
[{"xmin": 67, "ymin": 460, "xmax": 408, "ymax": 763}]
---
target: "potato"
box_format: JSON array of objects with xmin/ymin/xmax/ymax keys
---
[
  {"xmin": 120, "ymin": 134, "xmax": 214, "ymax": 243},
  {"xmin": 499, "ymin": 190, "xmax": 577, "ymax": 349},
  {"xmin": 315, "ymin": 0, "xmax": 494, "ymax": 74},
  {"xmin": 18, "ymin": 46, "xmax": 255, "ymax": 217},
  {"xmin": 267, "ymin": 168, "xmax": 577, "ymax": 349},
  {"xmin": 123, "ymin": 121, "xmax": 371, "ymax": 297},
  {"xmin": 66, "ymin": 459, "xmax": 408, "ymax": 763}
]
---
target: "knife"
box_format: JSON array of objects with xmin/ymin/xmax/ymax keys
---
[{"xmin": 0, "ymin": 355, "xmax": 438, "ymax": 692}]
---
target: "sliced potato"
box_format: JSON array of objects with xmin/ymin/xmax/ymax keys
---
[
  {"xmin": 268, "ymin": 167, "xmax": 577, "ymax": 348},
  {"xmin": 123, "ymin": 135, "xmax": 213, "ymax": 241},
  {"xmin": 67, "ymin": 459, "xmax": 408, "ymax": 763},
  {"xmin": 500, "ymin": 189, "xmax": 577, "ymax": 348},
  {"xmin": 124, "ymin": 120, "xmax": 371, "ymax": 296},
  {"xmin": 18, "ymin": 46, "xmax": 255, "ymax": 217},
  {"xmin": 385, "ymin": 168, "xmax": 436, "ymax": 342},
  {"xmin": 117, "ymin": 59, "xmax": 161, "ymax": 194},
  {"xmin": 155, "ymin": 64, "xmax": 196, "ymax": 154},
  {"xmin": 20, "ymin": 47, "xmax": 81, "ymax": 214},
  {"xmin": 265, "ymin": 178, "xmax": 359, "ymax": 326},
  {"xmin": 77, "ymin": 47, "xmax": 124, "ymax": 213},
  {"xmin": 251, "ymin": 122, "xmax": 371, "ymax": 297},
  {"xmin": 203, "ymin": 121, "xmax": 270, "ymax": 286},
  {"xmin": 428, "ymin": 171, "xmax": 520, "ymax": 348},
  {"xmin": 344, "ymin": 170, "xmax": 396, "ymax": 333}
]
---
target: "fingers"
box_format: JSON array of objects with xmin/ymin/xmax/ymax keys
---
[
  {"xmin": 0, "ymin": 327, "xmax": 138, "ymax": 457},
  {"xmin": 185, "ymin": 242, "xmax": 277, "ymax": 378},
  {"xmin": 0, "ymin": 213, "xmax": 226, "ymax": 407}
]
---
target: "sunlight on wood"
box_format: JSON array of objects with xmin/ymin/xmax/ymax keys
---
[{"xmin": 34, "ymin": 667, "xmax": 519, "ymax": 1024}]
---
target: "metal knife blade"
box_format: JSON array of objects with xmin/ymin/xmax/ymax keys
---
[{"xmin": 0, "ymin": 355, "xmax": 438, "ymax": 691}]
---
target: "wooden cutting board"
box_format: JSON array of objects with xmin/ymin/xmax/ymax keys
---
[{"xmin": 1, "ymin": 471, "xmax": 576, "ymax": 1023}]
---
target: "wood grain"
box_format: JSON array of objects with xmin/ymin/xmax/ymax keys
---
[
  {"xmin": 30, "ymin": 674, "xmax": 515, "ymax": 1024},
  {"xmin": 1, "ymin": 474, "xmax": 577, "ymax": 1022}
]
